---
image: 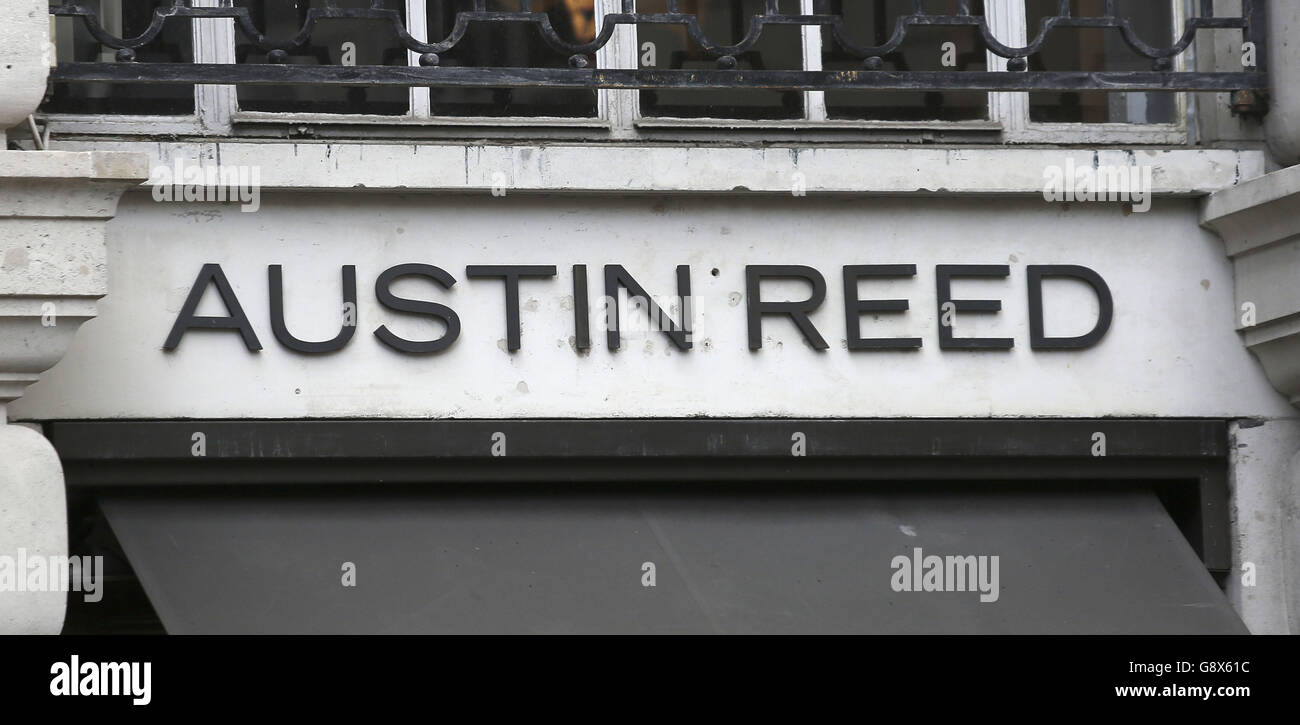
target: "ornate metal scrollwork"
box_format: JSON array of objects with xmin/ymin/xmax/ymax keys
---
[{"xmin": 48, "ymin": 1, "xmax": 1269, "ymax": 92}]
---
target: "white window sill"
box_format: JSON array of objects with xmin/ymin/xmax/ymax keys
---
[{"xmin": 40, "ymin": 140, "xmax": 1264, "ymax": 196}]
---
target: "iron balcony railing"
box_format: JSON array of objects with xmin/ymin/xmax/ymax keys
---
[{"xmin": 48, "ymin": 1, "xmax": 1268, "ymax": 94}]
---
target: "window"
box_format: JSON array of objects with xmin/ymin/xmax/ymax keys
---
[
  {"xmin": 425, "ymin": 1, "xmax": 600, "ymax": 117},
  {"xmin": 994, "ymin": 0, "xmax": 1188, "ymax": 142},
  {"xmin": 41, "ymin": 0, "xmax": 1214, "ymax": 141},
  {"xmin": 47, "ymin": 0, "xmax": 195, "ymax": 115},
  {"xmin": 635, "ymin": 0, "xmax": 992, "ymax": 122},
  {"xmin": 230, "ymin": 0, "xmax": 601, "ymax": 119},
  {"xmin": 820, "ymin": 0, "xmax": 989, "ymax": 122},
  {"xmin": 637, "ymin": 0, "xmax": 806, "ymax": 120},
  {"xmin": 1025, "ymin": 0, "xmax": 1177, "ymax": 124},
  {"xmin": 234, "ymin": 0, "xmax": 411, "ymax": 115}
]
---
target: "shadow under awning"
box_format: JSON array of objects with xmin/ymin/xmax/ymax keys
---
[{"xmin": 100, "ymin": 488, "xmax": 1247, "ymax": 634}]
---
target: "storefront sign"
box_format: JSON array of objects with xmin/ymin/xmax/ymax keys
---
[
  {"xmin": 163, "ymin": 262, "xmax": 1113, "ymax": 354},
  {"xmin": 12, "ymin": 195, "xmax": 1293, "ymax": 420}
]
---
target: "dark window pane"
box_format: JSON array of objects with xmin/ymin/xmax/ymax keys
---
[
  {"xmin": 426, "ymin": 1, "xmax": 598, "ymax": 118},
  {"xmin": 1027, "ymin": 0, "xmax": 1177, "ymax": 123},
  {"xmin": 235, "ymin": 0, "xmax": 410, "ymax": 115},
  {"xmin": 46, "ymin": 0, "xmax": 195, "ymax": 115},
  {"xmin": 638, "ymin": 0, "xmax": 804, "ymax": 121},
  {"xmin": 819, "ymin": 0, "xmax": 988, "ymax": 121}
]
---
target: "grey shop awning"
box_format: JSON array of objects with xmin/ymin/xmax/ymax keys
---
[{"xmin": 100, "ymin": 488, "xmax": 1247, "ymax": 634}]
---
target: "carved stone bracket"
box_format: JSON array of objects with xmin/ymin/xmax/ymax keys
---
[{"xmin": 1203, "ymin": 164, "xmax": 1300, "ymax": 407}]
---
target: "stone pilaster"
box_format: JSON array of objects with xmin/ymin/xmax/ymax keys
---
[
  {"xmin": 0, "ymin": 150, "xmax": 146, "ymax": 633},
  {"xmin": 1203, "ymin": 167, "xmax": 1300, "ymax": 634},
  {"xmin": 0, "ymin": 0, "xmax": 149, "ymax": 634}
]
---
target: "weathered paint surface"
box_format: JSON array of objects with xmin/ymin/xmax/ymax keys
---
[{"xmin": 49, "ymin": 141, "xmax": 1264, "ymax": 196}]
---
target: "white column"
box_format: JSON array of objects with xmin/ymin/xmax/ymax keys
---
[
  {"xmin": 1226, "ymin": 420, "xmax": 1300, "ymax": 634},
  {"xmin": 1265, "ymin": 0, "xmax": 1300, "ymax": 166},
  {"xmin": 0, "ymin": 0, "xmax": 51, "ymax": 147},
  {"xmin": 1203, "ymin": 167, "xmax": 1300, "ymax": 634},
  {"xmin": 0, "ymin": 0, "xmax": 148, "ymax": 633}
]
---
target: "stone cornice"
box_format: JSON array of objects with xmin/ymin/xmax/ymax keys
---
[
  {"xmin": 0, "ymin": 150, "xmax": 147, "ymax": 411},
  {"xmin": 1203, "ymin": 165, "xmax": 1300, "ymax": 407}
]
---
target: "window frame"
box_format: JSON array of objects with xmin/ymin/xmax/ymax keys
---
[
  {"xmin": 228, "ymin": 0, "xmax": 617, "ymax": 129},
  {"xmin": 631, "ymin": 0, "xmax": 1004, "ymax": 130},
  {"xmin": 38, "ymin": 0, "xmax": 1191, "ymax": 143},
  {"xmin": 991, "ymin": 0, "xmax": 1190, "ymax": 145},
  {"xmin": 43, "ymin": 0, "xmax": 207, "ymax": 135}
]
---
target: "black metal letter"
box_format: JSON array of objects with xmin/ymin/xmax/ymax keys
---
[
  {"xmin": 573, "ymin": 264, "xmax": 591, "ymax": 351},
  {"xmin": 1027, "ymin": 265, "xmax": 1114, "ymax": 349},
  {"xmin": 163, "ymin": 263, "xmax": 261, "ymax": 352},
  {"xmin": 604, "ymin": 265, "xmax": 692, "ymax": 351},
  {"xmin": 465, "ymin": 265, "xmax": 557, "ymax": 352},
  {"xmin": 843, "ymin": 264, "xmax": 922, "ymax": 350},
  {"xmin": 374, "ymin": 264, "xmax": 461, "ymax": 354},
  {"xmin": 745, "ymin": 265, "xmax": 829, "ymax": 350},
  {"xmin": 936, "ymin": 264, "xmax": 1013, "ymax": 350},
  {"xmin": 268, "ymin": 265, "xmax": 357, "ymax": 354}
]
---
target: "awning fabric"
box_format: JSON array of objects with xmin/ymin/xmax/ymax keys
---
[{"xmin": 100, "ymin": 488, "xmax": 1248, "ymax": 634}]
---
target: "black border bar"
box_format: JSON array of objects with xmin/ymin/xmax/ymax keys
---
[{"xmin": 45, "ymin": 418, "xmax": 1230, "ymax": 569}]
